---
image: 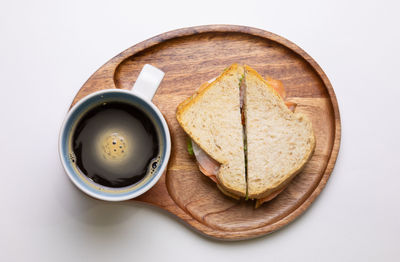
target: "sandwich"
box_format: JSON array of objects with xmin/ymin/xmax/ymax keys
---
[{"xmin": 176, "ymin": 64, "xmax": 315, "ymax": 207}]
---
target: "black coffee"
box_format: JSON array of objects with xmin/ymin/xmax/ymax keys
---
[{"xmin": 71, "ymin": 101, "xmax": 160, "ymax": 188}]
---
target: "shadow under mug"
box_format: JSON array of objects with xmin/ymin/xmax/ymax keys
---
[{"xmin": 59, "ymin": 64, "xmax": 171, "ymax": 201}]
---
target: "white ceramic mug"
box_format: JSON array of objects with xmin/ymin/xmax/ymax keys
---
[{"xmin": 59, "ymin": 64, "xmax": 171, "ymax": 201}]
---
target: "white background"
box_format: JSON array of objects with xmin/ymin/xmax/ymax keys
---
[{"xmin": 1, "ymin": 0, "xmax": 399, "ymax": 261}]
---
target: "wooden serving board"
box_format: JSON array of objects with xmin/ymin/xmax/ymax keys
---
[{"xmin": 70, "ymin": 25, "xmax": 341, "ymax": 240}]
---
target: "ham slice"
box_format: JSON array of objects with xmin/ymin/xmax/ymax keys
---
[
  {"xmin": 285, "ymin": 101, "xmax": 297, "ymax": 112},
  {"xmin": 191, "ymin": 141, "xmax": 220, "ymax": 183},
  {"xmin": 266, "ymin": 76, "xmax": 297, "ymax": 112},
  {"xmin": 255, "ymin": 187, "xmax": 286, "ymax": 208},
  {"xmin": 266, "ymin": 77, "xmax": 286, "ymax": 99}
]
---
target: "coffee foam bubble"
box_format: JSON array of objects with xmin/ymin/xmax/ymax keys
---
[{"xmin": 147, "ymin": 155, "xmax": 161, "ymax": 176}]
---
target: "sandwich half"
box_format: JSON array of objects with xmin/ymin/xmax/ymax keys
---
[
  {"xmin": 176, "ymin": 64, "xmax": 247, "ymax": 197},
  {"xmin": 244, "ymin": 65, "xmax": 315, "ymax": 206}
]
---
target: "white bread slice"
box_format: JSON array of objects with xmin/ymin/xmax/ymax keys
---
[
  {"xmin": 244, "ymin": 65, "xmax": 315, "ymax": 199},
  {"xmin": 176, "ymin": 64, "xmax": 246, "ymax": 197}
]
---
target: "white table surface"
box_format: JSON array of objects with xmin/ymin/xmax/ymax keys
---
[{"xmin": 1, "ymin": 0, "xmax": 399, "ymax": 261}]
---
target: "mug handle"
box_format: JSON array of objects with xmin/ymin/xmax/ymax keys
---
[{"xmin": 131, "ymin": 64, "xmax": 165, "ymax": 101}]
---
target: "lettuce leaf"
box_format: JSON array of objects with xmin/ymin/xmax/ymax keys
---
[{"xmin": 187, "ymin": 138, "xmax": 194, "ymax": 156}]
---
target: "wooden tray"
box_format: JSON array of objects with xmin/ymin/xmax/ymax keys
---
[{"xmin": 70, "ymin": 25, "xmax": 341, "ymax": 240}]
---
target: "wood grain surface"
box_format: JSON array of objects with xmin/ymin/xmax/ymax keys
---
[{"xmin": 70, "ymin": 25, "xmax": 341, "ymax": 240}]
